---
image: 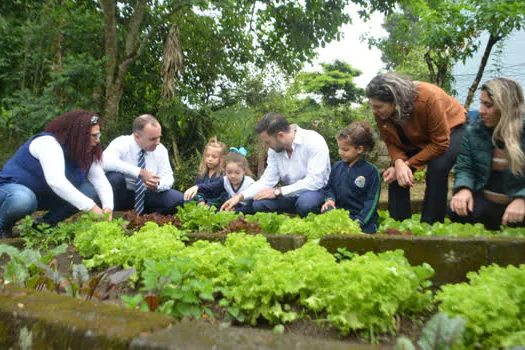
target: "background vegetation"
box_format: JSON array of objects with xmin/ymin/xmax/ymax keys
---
[{"xmin": 1, "ymin": 0, "xmax": 523, "ymax": 189}]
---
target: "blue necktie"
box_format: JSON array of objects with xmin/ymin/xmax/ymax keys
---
[{"xmin": 135, "ymin": 149, "xmax": 146, "ymax": 215}]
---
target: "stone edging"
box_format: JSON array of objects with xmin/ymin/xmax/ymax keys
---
[{"xmin": 0, "ymin": 288, "xmax": 369, "ymax": 349}]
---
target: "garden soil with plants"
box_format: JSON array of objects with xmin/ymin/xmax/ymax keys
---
[{"xmin": 0, "ymin": 243, "xmax": 430, "ymax": 347}]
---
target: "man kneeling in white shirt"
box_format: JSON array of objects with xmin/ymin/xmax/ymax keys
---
[
  {"xmin": 222, "ymin": 112, "xmax": 330, "ymax": 217},
  {"xmin": 103, "ymin": 114, "xmax": 184, "ymax": 215}
]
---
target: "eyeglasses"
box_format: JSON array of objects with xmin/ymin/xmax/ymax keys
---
[
  {"xmin": 90, "ymin": 115, "xmax": 99, "ymax": 125},
  {"xmin": 91, "ymin": 132, "xmax": 101, "ymax": 140}
]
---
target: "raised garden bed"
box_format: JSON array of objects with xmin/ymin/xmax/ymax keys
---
[{"xmin": 1, "ymin": 203, "xmax": 525, "ymax": 348}]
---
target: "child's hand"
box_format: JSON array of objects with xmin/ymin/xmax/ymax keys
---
[
  {"xmin": 321, "ymin": 200, "xmax": 336, "ymax": 212},
  {"xmin": 184, "ymin": 185, "xmax": 199, "ymax": 200},
  {"xmin": 197, "ymin": 202, "xmax": 209, "ymax": 207}
]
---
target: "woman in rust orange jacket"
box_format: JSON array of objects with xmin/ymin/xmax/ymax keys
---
[{"xmin": 366, "ymin": 73, "xmax": 467, "ymax": 224}]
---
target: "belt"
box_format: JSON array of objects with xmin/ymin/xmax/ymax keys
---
[{"xmin": 483, "ymin": 190, "xmax": 510, "ymax": 205}]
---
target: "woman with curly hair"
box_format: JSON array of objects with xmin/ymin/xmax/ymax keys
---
[
  {"xmin": 366, "ymin": 73, "xmax": 467, "ymax": 224},
  {"xmin": 449, "ymin": 78, "xmax": 525, "ymax": 230},
  {"xmin": 0, "ymin": 110, "xmax": 113, "ymax": 238}
]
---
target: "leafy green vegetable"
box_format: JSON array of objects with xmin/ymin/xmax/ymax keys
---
[{"xmin": 436, "ymin": 264, "xmax": 525, "ymax": 348}]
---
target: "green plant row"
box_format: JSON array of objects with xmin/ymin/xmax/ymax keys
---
[
  {"xmin": 75, "ymin": 222, "xmax": 434, "ymax": 335},
  {"xmin": 377, "ymin": 210, "xmax": 525, "ymax": 238},
  {"xmin": 177, "ymin": 203, "xmax": 525, "ymax": 238},
  {"xmin": 177, "ymin": 202, "xmax": 362, "ymax": 239}
]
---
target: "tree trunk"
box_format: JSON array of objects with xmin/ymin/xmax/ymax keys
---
[
  {"xmin": 99, "ymin": 0, "xmax": 146, "ymax": 122},
  {"xmin": 170, "ymin": 133, "xmax": 182, "ymax": 171},
  {"xmin": 160, "ymin": 23, "xmax": 184, "ymax": 169},
  {"xmin": 424, "ymin": 51, "xmax": 436, "ymax": 85},
  {"xmin": 463, "ymin": 33, "xmax": 500, "ymax": 110}
]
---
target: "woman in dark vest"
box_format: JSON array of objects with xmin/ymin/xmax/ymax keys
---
[
  {"xmin": 449, "ymin": 78, "xmax": 525, "ymax": 230},
  {"xmin": 0, "ymin": 110, "xmax": 113, "ymax": 238},
  {"xmin": 366, "ymin": 73, "xmax": 467, "ymax": 224}
]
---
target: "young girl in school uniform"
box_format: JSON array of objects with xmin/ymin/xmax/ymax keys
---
[
  {"xmin": 184, "ymin": 149, "xmax": 255, "ymax": 213},
  {"xmin": 195, "ymin": 137, "xmax": 228, "ymax": 184},
  {"xmin": 321, "ymin": 121, "xmax": 381, "ymax": 233}
]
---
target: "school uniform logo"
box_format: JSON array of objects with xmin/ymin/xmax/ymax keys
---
[{"xmin": 354, "ymin": 176, "xmax": 366, "ymax": 188}]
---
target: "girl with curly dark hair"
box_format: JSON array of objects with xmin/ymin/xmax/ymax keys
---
[{"xmin": 0, "ymin": 110, "xmax": 113, "ymax": 238}]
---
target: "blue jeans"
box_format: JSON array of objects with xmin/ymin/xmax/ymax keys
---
[
  {"xmin": 0, "ymin": 181, "xmax": 99, "ymax": 231},
  {"xmin": 252, "ymin": 190, "xmax": 324, "ymax": 217},
  {"xmin": 106, "ymin": 172, "xmax": 184, "ymax": 214}
]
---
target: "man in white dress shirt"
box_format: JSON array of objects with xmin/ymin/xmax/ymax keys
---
[
  {"xmin": 221, "ymin": 112, "xmax": 330, "ymax": 217},
  {"xmin": 103, "ymin": 114, "xmax": 184, "ymax": 215}
]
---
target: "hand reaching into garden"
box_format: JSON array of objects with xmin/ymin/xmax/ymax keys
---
[
  {"xmin": 321, "ymin": 200, "xmax": 336, "ymax": 212},
  {"xmin": 450, "ymin": 189, "xmax": 474, "ymax": 217},
  {"xmin": 103, "ymin": 207, "xmax": 113, "ymax": 221},
  {"xmin": 394, "ymin": 159, "xmax": 414, "ymax": 187},
  {"xmin": 184, "ymin": 185, "xmax": 199, "ymax": 200},
  {"xmin": 221, "ymin": 194, "xmax": 242, "ymax": 211},
  {"xmin": 90, "ymin": 205, "xmax": 113, "ymax": 221},
  {"xmin": 502, "ymin": 198, "xmax": 525, "ymax": 226}
]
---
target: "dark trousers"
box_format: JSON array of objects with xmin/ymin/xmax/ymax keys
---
[
  {"xmin": 448, "ymin": 191, "xmax": 525, "ymax": 231},
  {"xmin": 389, "ymin": 124, "xmax": 466, "ymax": 224},
  {"xmin": 252, "ymin": 190, "xmax": 324, "ymax": 217},
  {"xmin": 106, "ymin": 172, "xmax": 184, "ymax": 215}
]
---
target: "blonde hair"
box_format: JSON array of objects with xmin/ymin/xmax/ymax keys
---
[
  {"xmin": 198, "ymin": 137, "xmax": 228, "ymax": 177},
  {"xmin": 481, "ymin": 78, "xmax": 525, "ymax": 175},
  {"xmin": 224, "ymin": 152, "xmax": 254, "ymax": 178}
]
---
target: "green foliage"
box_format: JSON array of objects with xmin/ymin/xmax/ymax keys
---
[
  {"xmin": 413, "ymin": 170, "xmax": 426, "ymax": 182},
  {"xmin": 135, "ymin": 257, "xmax": 214, "ymax": 319},
  {"xmin": 17, "ymin": 213, "xmax": 108, "ymax": 250},
  {"xmin": 279, "ymin": 209, "xmax": 362, "ymax": 239},
  {"xmin": 377, "ymin": 211, "xmax": 525, "ymax": 238},
  {"xmin": 245, "ymin": 212, "xmax": 289, "ymax": 234},
  {"xmin": 396, "ymin": 312, "xmax": 466, "ymax": 350},
  {"xmin": 74, "ymin": 220, "xmax": 187, "ymax": 273},
  {"xmin": 367, "ymin": 0, "xmax": 525, "ymax": 93},
  {"xmin": 117, "ymin": 231, "xmax": 435, "ymax": 334},
  {"xmin": 177, "ymin": 202, "xmax": 240, "ymax": 232},
  {"xmin": 436, "ymin": 264, "xmax": 525, "ymax": 348},
  {"xmin": 296, "ymin": 60, "xmax": 365, "ymax": 107},
  {"xmin": 0, "ymin": 244, "xmax": 67, "ymax": 288}
]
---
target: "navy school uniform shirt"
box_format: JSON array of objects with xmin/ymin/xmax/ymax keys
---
[
  {"xmin": 195, "ymin": 175, "xmax": 255, "ymax": 208},
  {"xmin": 195, "ymin": 171, "xmax": 222, "ymax": 185},
  {"xmin": 324, "ymin": 157, "xmax": 381, "ymax": 233}
]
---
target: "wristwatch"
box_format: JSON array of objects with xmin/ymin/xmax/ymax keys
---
[{"xmin": 274, "ymin": 187, "xmax": 282, "ymax": 199}]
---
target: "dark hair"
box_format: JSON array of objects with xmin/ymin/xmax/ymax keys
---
[
  {"xmin": 255, "ymin": 112, "xmax": 290, "ymax": 136},
  {"xmin": 133, "ymin": 114, "xmax": 160, "ymax": 133},
  {"xmin": 44, "ymin": 110, "xmax": 102, "ymax": 171},
  {"xmin": 337, "ymin": 120, "xmax": 376, "ymax": 152},
  {"xmin": 365, "ymin": 73, "xmax": 417, "ymax": 124},
  {"xmin": 224, "ymin": 152, "xmax": 254, "ymax": 178}
]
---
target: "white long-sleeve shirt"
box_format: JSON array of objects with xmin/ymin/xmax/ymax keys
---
[
  {"xmin": 103, "ymin": 135, "xmax": 174, "ymax": 192},
  {"xmin": 29, "ymin": 136, "xmax": 114, "ymax": 211},
  {"xmin": 242, "ymin": 126, "xmax": 331, "ymax": 199}
]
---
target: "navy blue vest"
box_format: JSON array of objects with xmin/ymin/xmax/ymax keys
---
[{"xmin": 0, "ymin": 132, "xmax": 86, "ymax": 195}]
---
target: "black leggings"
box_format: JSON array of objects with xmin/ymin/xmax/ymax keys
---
[
  {"xmin": 448, "ymin": 190, "xmax": 525, "ymax": 230},
  {"xmin": 388, "ymin": 124, "xmax": 466, "ymax": 224}
]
